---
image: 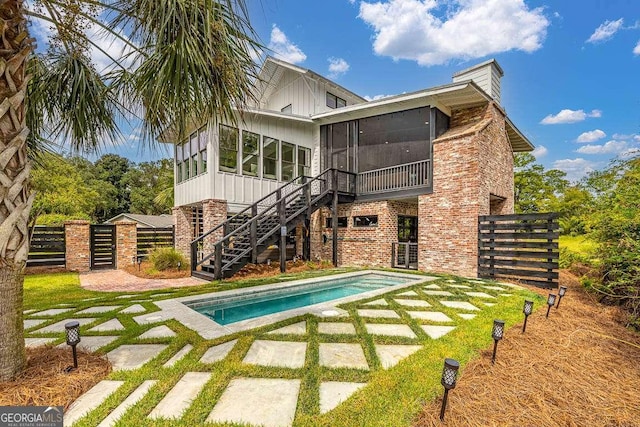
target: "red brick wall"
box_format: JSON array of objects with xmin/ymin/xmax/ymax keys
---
[
  {"xmin": 65, "ymin": 220, "xmax": 90, "ymax": 272},
  {"xmin": 115, "ymin": 221, "xmax": 137, "ymax": 269},
  {"xmin": 310, "ymin": 200, "xmax": 417, "ymax": 267},
  {"xmin": 202, "ymin": 199, "xmax": 228, "ymax": 256},
  {"xmin": 418, "ymin": 102, "xmax": 514, "ymax": 277},
  {"xmin": 173, "ymin": 206, "xmax": 193, "ymax": 262}
]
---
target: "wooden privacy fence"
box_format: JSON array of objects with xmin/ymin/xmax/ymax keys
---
[
  {"xmin": 27, "ymin": 226, "xmax": 66, "ymax": 268},
  {"xmin": 478, "ymin": 213, "xmax": 559, "ymax": 288},
  {"xmin": 137, "ymin": 226, "xmax": 175, "ymax": 259}
]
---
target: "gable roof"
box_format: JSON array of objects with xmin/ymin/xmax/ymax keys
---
[{"xmin": 106, "ymin": 213, "xmax": 174, "ymax": 228}]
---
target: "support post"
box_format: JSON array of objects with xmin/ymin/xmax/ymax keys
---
[
  {"xmin": 332, "ymin": 169, "xmax": 339, "ymax": 267},
  {"xmin": 214, "ymin": 243, "xmax": 222, "ymax": 280},
  {"xmin": 391, "ymin": 243, "xmax": 396, "ymax": 268},
  {"xmin": 278, "ymin": 189, "xmax": 287, "ymax": 273},
  {"xmin": 304, "ymin": 176, "xmax": 313, "ymax": 262},
  {"xmin": 251, "ymin": 204, "xmax": 258, "ymax": 264},
  {"xmin": 405, "ymin": 243, "xmax": 410, "ymax": 269}
]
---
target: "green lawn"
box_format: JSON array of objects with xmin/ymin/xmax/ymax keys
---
[{"xmin": 22, "ymin": 269, "xmax": 543, "ymax": 427}]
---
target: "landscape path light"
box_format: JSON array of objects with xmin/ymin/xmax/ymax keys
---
[
  {"xmin": 522, "ymin": 300, "xmax": 534, "ymax": 333},
  {"xmin": 556, "ymin": 286, "xmax": 567, "ymax": 308},
  {"xmin": 137, "ymin": 256, "xmax": 142, "ymax": 271},
  {"xmin": 491, "ymin": 319, "xmax": 505, "ymax": 364},
  {"xmin": 439, "ymin": 358, "xmax": 460, "ymax": 421},
  {"xmin": 546, "ymin": 294, "xmax": 556, "ymax": 318},
  {"xmin": 64, "ymin": 321, "xmax": 81, "ymax": 372}
]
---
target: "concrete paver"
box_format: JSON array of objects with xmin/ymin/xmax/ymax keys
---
[
  {"xmin": 375, "ymin": 344, "xmax": 423, "ymax": 369},
  {"xmin": 407, "ymin": 311, "xmax": 453, "ymax": 322},
  {"xmin": 57, "ymin": 336, "xmax": 119, "ymax": 352},
  {"xmin": 396, "ymin": 291, "xmax": 419, "ymax": 297},
  {"xmin": 163, "ymin": 344, "xmax": 193, "ymax": 368},
  {"xmin": 30, "ymin": 308, "xmax": 74, "ymax": 317},
  {"xmin": 458, "ymin": 313, "xmax": 476, "ymax": 320},
  {"xmin": 448, "ymin": 284, "xmax": 472, "ymax": 289},
  {"xmin": 421, "ymin": 325, "xmax": 456, "ymax": 339},
  {"xmin": 97, "ymin": 380, "xmax": 157, "ymax": 427},
  {"xmin": 88, "ymin": 319, "xmax": 125, "ymax": 332},
  {"xmin": 206, "ymin": 378, "xmax": 301, "ymax": 427},
  {"xmin": 200, "ymin": 340, "xmax": 237, "ymax": 364},
  {"xmin": 243, "ymin": 340, "xmax": 307, "ymax": 368},
  {"xmin": 64, "ymin": 380, "xmax": 124, "ymax": 426},
  {"xmin": 356, "ymin": 309, "xmax": 400, "ymax": 319},
  {"xmin": 319, "ymin": 382, "xmax": 366, "ymax": 414},
  {"xmin": 423, "ymin": 284, "xmax": 442, "ymax": 289},
  {"xmin": 318, "ymin": 322, "xmax": 356, "ymax": 335},
  {"xmin": 138, "ymin": 325, "xmax": 176, "ymax": 339},
  {"xmin": 34, "ymin": 318, "xmax": 97, "ymax": 334},
  {"xmin": 107, "ymin": 344, "xmax": 168, "ymax": 371},
  {"xmin": 365, "ymin": 323, "xmax": 417, "ymax": 338},
  {"xmin": 440, "ymin": 301, "xmax": 480, "ymax": 311},
  {"xmin": 319, "ymin": 343, "xmax": 369, "ymax": 370},
  {"xmin": 424, "ymin": 290, "xmax": 454, "ymax": 296},
  {"xmin": 394, "ymin": 298, "xmax": 431, "ymax": 308},
  {"xmin": 149, "ymin": 372, "xmax": 212, "ymax": 419},
  {"xmin": 120, "ymin": 304, "xmax": 146, "ymax": 314},
  {"xmin": 23, "ymin": 319, "xmax": 47, "ymax": 329},
  {"xmin": 267, "ymin": 321, "xmax": 307, "ymax": 335},
  {"xmin": 362, "ymin": 299, "xmax": 388, "ymax": 306},
  {"xmin": 25, "ymin": 337, "xmax": 57, "ymax": 347},
  {"xmin": 76, "ymin": 306, "xmax": 121, "ymax": 314},
  {"xmin": 466, "ymin": 292, "xmax": 496, "ymax": 299}
]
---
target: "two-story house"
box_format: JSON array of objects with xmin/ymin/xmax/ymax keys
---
[{"xmin": 171, "ymin": 57, "xmax": 533, "ymax": 280}]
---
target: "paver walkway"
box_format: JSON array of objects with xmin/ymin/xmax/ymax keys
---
[
  {"xmin": 80, "ymin": 269, "xmax": 206, "ymax": 292},
  {"xmin": 22, "ymin": 273, "xmax": 529, "ymax": 426}
]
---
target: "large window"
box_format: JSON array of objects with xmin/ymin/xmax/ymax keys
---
[
  {"xmin": 219, "ymin": 125, "xmax": 239, "ymax": 173},
  {"xmin": 281, "ymin": 142, "xmax": 295, "ymax": 181},
  {"xmin": 263, "ymin": 136, "xmax": 279, "ymax": 180},
  {"xmin": 175, "ymin": 126, "xmax": 208, "ymax": 182},
  {"xmin": 242, "ymin": 131, "xmax": 260, "ymax": 176},
  {"xmin": 199, "ymin": 128, "xmax": 208, "ymax": 173},
  {"xmin": 354, "ymin": 215, "xmax": 378, "ymax": 227},
  {"xmin": 298, "ymin": 146, "xmax": 311, "ymax": 177},
  {"xmin": 326, "ymin": 92, "xmax": 346, "ymax": 109}
]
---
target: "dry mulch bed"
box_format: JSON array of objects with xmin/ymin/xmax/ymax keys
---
[
  {"xmin": 415, "ymin": 270, "xmax": 640, "ymax": 427},
  {"xmin": 0, "ymin": 347, "xmax": 111, "ymax": 410},
  {"xmin": 229, "ymin": 260, "xmax": 333, "ymax": 281}
]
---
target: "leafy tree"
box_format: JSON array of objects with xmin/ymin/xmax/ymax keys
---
[
  {"xmin": 0, "ymin": 0, "xmax": 260, "ymax": 380},
  {"xmin": 95, "ymin": 154, "xmax": 133, "ymax": 220},
  {"xmin": 514, "ymin": 153, "xmax": 569, "ymax": 214},
  {"xmin": 124, "ymin": 159, "xmax": 174, "ymax": 215}
]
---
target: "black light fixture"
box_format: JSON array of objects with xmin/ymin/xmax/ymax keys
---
[
  {"xmin": 522, "ymin": 300, "xmax": 534, "ymax": 333},
  {"xmin": 491, "ymin": 319, "xmax": 505, "ymax": 364},
  {"xmin": 439, "ymin": 358, "xmax": 460, "ymax": 421},
  {"xmin": 556, "ymin": 286, "xmax": 567, "ymax": 308},
  {"xmin": 64, "ymin": 321, "xmax": 81, "ymax": 372},
  {"xmin": 546, "ymin": 294, "xmax": 557, "ymax": 318}
]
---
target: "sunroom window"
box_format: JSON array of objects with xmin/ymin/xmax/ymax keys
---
[
  {"xmin": 263, "ymin": 136, "xmax": 279, "ymax": 180},
  {"xmin": 242, "ymin": 131, "xmax": 260, "ymax": 176},
  {"xmin": 219, "ymin": 124, "xmax": 239, "ymax": 173}
]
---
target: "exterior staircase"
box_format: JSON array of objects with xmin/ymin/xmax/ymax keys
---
[{"xmin": 191, "ymin": 168, "xmax": 355, "ymax": 280}]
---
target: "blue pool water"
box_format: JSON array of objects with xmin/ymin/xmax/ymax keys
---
[{"xmin": 192, "ymin": 273, "xmax": 413, "ymax": 325}]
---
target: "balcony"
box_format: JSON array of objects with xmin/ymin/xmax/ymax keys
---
[{"xmin": 356, "ymin": 159, "xmax": 432, "ymax": 197}]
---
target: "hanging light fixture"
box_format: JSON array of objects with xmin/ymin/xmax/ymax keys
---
[
  {"xmin": 522, "ymin": 300, "xmax": 534, "ymax": 333},
  {"xmin": 439, "ymin": 358, "xmax": 460, "ymax": 421},
  {"xmin": 546, "ymin": 294, "xmax": 556, "ymax": 318},
  {"xmin": 64, "ymin": 321, "xmax": 81, "ymax": 372},
  {"xmin": 491, "ymin": 319, "xmax": 505, "ymax": 364},
  {"xmin": 556, "ymin": 286, "xmax": 567, "ymax": 308}
]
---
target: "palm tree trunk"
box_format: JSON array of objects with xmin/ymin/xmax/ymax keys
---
[{"xmin": 0, "ymin": 0, "xmax": 35, "ymax": 381}]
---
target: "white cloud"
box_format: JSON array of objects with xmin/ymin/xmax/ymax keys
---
[
  {"xmin": 553, "ymin": 158, "xmax": 596, "ymax": 182},
  {"xmin": 576, "ymin": 140, "xmax": 628, "ymax": 155},
  {"xmin": 586, "ymin": 18, "xmax": 624, "ymax": 43},
  {"xmin": 268, "ymin": 25, "xmax": 306, "ymax": 64},
  {"xmin": 357, "ymin": 0, "xmax": 549, "ymax": 66},
  {"xmin": 86, "ymin": 25, "xmax": 137, "ymax": 73},
  {"xmin": 634, "ymin": 40, "xmax": 640, "ymax": 55},
  {"xmin": 364, "ymin": 94, "xmax": 396, "ymax": 101},
  {"xmin": 612, "ymin": 133, "xmax": 640, "ymax": 142},
  {"xmin": 327, "ymin": 57, "xmax": 350, "ymax": 78},
  {"xmin": 531, "ymin": 145, "xmax": 548, "ymax": 158},
  {"xmin": 540, "ymin": 109, "xmax": 602, "ymax": 125},
  {"xmin": 576, "ymin": 129, "xmax": 606, "ymax": 143}
]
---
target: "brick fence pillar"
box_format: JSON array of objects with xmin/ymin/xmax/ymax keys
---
[
  {"xmin": 115, "ymin": 221, "xmax": 137, "ymax": 269},
  {"xmin": 202, "ymin": 199, "xmax": 228, "ymax": 256},
  {"xmin": 65, "ymin": 220, "xmax": 90, "ymax": 272},
  {"xmin": 173, "ymin": 205, "xmax": 192, "ymax": 263}
]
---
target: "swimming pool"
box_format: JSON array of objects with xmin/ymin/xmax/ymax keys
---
[{"xmin": 186, "ymin": 272, "xmax": 415, "ymax": 325}]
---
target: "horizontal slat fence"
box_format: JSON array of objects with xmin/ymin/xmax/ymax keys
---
[
  {"xmin": 478, "ymin": 213, "xmax": 559, "ymax": 288},
  {"xmin": 27, "ymin": 226, "xmax": 66, "ymax": 267},
  {"xmin": 137, "ymin": 226, "xmax": 175, "ymax": 259}
]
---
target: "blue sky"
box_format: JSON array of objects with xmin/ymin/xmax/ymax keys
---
[{"xmin": 103, "ymin": 0, "xmax": 640, "ymax": 182}]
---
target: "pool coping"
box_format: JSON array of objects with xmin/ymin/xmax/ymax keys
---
[{"xmin": 141, "ymin": 270, "xmax": 434, "ymax": 340}]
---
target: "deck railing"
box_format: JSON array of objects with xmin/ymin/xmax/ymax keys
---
[{"xmin": 357, "ymin": 159, "xmax": 431, "ymax": 195}]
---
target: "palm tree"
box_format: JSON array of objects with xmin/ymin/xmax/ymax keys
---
[{"xmin": 0, "ymin": 0, "xmax": 260, "ymax": 381}]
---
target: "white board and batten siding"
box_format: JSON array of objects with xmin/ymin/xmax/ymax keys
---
[{"xmin": 175, "ymin": 114, "xmax": 317, "ymax": 210}]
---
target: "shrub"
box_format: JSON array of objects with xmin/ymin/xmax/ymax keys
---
[
  {"xmin": 35, "ymin": 213, "xmax": 91, "ymax": 226},
  {"xmin": 148, "ymin": 247, "xmax": 187, "ymax": 271}
]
